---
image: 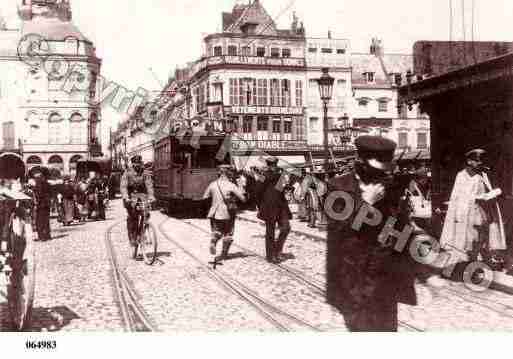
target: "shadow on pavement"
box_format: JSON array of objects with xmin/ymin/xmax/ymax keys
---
[{"xmin": 28, "ymin": 306, "xmax": 81, "ymax": 332}]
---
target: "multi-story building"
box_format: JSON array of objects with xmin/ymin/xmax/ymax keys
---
[
  {"xmin": 305, "ymin": 35, "xmax": 351, "ymax": 146},
  {"xmin": 350, "ymin": 38, "xmax": 430, "ymax": 154},
  {"xmin": 185, "ymin": 0, "xmax": 307, "ymax": 159},
  {"xmin": 0, "ymin": 0, "xmax": 102, "ymax": 176},
  {"xmin": 118, "ymin": 1, "xmax": 429, "ymax": 166}
]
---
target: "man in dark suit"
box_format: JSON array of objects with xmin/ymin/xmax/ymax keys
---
[
  {"xmin": 326, "ymin": 136, "xmax": 417, "ymax": 331},
  {"xmin": 33, "ymin": 168, "xmax": 52, "ymax": 241},
  {"xmin": 256, "ymin": 157, "xmax": 292, "ymax": 263}
]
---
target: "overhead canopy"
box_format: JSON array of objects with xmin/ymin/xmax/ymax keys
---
[{"xmin": 232, "ymin": 155, "xmax": 305, "ymax": 173}]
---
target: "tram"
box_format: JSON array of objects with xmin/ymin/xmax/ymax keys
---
[{"xmin": 154, "ymin": 134, "xmax": 230, "ymax": 217}]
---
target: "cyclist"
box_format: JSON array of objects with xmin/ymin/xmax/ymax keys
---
[{"xmin": 120, "ymin": 155, "xmax": 155, "ymax": 258}]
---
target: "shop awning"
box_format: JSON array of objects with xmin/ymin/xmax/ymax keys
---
[
  {"xmin": 232, "ymin": 155, "xmax": 267, "ymax": 171},
  {"xmin": 232, "ymin": 155, "xmax": 305, "ymax": 172}
]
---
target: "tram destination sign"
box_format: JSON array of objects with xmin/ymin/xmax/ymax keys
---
[{"xmin": 229, "ymin": 106, "xmax": 303, "ymax": 115}]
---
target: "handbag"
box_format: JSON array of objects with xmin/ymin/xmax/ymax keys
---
[{"xmin": 217, "ymin": 181, "xmax": 238, "ymax": 217}]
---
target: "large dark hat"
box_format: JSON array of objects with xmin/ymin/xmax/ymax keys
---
[
  {"xmin": 355, "ymin": 136, "xmax": 396, "ymax": 170},
  {"xmin": 266, "ymin": 156, "xmax": 279, "ymax": 165},
  {"xmin": 465, "ymin": 148, "xmax": 486, "ymax": 161},
  {"xmin": 131, "ymin": 155, "xmax": 143, "ymax": 164}
]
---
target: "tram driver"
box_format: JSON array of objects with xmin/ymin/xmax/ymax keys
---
[{"xmin": 120, "ymin": 155, "xmax": 155, "ymax": 255}]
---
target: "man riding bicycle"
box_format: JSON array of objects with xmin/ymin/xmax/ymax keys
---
[{"xmin": 120, "ymin": 155, "xmax": 155, "ymax": 258}]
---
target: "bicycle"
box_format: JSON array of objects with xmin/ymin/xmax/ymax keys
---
[{"xmin": 129, "ymin": 194, "xmax": 157, "ymax": 265}]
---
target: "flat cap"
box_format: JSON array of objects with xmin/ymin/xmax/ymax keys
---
[
  {"xmin": 355, "ymin": 136, "xmax": 397, "ymax": 155},
  {"xmin": 131, "ymin": 155, "xmax": 143, "ymax": 164},
  {"xmin": 465, "ymin": 148, "xmax": 486, "ymax": 160}
]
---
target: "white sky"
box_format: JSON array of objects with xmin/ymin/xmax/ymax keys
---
[{"xmin": 2, "ymin": 0, "xmax": 513, "ymax": 128}]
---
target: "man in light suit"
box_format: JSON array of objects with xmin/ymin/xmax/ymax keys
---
[{"xmin": 203, "ymin": 165, "xmax": 246, "ymax": 260}]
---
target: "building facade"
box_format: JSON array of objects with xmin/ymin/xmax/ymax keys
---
[
  {"xmin": 305, "ymin": 36, "xmax": 352, "ymax": 146},
  {"xmin": 0, "ymin": 0, "xmax": 102, "ymax": 176},
  {"xmin": 351, "ymin": 38, "xmax": 430, "ymax": 154},
  {"xmin": 116, "ymin": 1, "xmax": 429, "ymax": 165}
]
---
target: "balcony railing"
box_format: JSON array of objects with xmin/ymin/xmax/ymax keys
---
[{"xmin": 190, "ymin": 55, "xmax": 306, "ymax": 77}]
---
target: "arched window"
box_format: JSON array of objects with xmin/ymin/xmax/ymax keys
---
[
  {"xmin": 48, "ymin": 113, "xmax": 64, "ymax": 144},
  {"xmin": 70, "ymin": 113, "xmax": 86, "ymax": 144},
  {"xmin": 27, "ymin": 156, "xmax": 42, "ymax": 165},
  {"xmin": 48, "ymin": 155, "xmax": 64, "ymax": 173}
]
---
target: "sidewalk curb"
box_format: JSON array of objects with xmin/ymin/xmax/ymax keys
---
[{"xmin": 237, "ymin": 212, "xmax": 513, "ymax": 296}]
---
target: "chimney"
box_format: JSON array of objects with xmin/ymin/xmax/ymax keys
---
[{"xmin": 370, "ymin": 38, "xmax": 384, "ymax": 57}]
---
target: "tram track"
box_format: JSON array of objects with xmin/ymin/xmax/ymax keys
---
[
  {"xmin": 104, "ymin": 223, "xmax": 158, "ymax": 332},
  {"xmin": 181, "ymin": 219, "xmax": 424, "ymax": 332},
  {"xmin": 227, "ymin": 218, "xmax": 513, "ymax": 328},
  {"xmin": 156, "ymin": 221, "xmax": 323, "ymax": 332}
]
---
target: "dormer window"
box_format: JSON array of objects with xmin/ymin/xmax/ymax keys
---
[
  {"xmin": 364, "ymin": 72, "xmax": 375, "ymax": 82},
  {"xmin": 241, "ymin": 23, "xmax": 258, "ymax": 35}
]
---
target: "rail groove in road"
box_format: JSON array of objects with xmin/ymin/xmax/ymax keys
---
[
  {"xmin": 105, "ymin": 223, "xmax": 159, "ymax": 332},
  {"xmin": 182, "ymin": 220, "xmax": 424, "ymax": 332},
  {"xmin": 156, "ymin": 222, "xmax": 323, "ymax": 332}
]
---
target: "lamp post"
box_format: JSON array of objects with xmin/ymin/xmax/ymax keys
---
[{"xmin": 316, "ymin": 68, "xmax": 335, "ymax": 172}]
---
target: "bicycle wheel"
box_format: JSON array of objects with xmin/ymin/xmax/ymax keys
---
[
  {"xmin": 140, "ymin": 224, "xmax": 157, "ymax": 265},
  {"xmin": 7, "ymin": 221, "xmax": 36, "ymax": 331}
]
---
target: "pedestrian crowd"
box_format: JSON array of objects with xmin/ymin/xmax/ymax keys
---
[{"xmin": 25, "ymin": 168, "xmax": 111, "ymax": 242}]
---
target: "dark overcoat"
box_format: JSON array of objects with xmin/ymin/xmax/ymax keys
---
[
  {"xmin": 326, "ymin": 172, "xmax": 417, "ymax": 332},
  {"xmin": 256, "ymin": 169, "xmax": 292, "ymax": 222}
]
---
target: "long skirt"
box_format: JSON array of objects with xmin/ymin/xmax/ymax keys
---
[{"xmin": 63, "ymin": 199, "xmax": 75, "ymax": 224}]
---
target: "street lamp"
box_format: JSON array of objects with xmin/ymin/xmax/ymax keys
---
[{"xmin": 316, "ymin": 68, "xmax": 335, "ymax": 172}]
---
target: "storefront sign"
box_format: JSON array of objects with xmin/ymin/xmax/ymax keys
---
[
  {"xmin": 229, "ymin": 106, "xmax": 303, "ymax": 115},
  {"xmin": 231, "ymin": 140, "xmax": 308, "ymax": 152},
  {"xmin": 190, "ymin": 56, "xmax": 306, "ymax": 76}
]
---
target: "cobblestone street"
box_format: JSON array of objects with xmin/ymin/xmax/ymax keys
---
[{"xmin": 3, "ymin": 200, "xmax": 513, "ymax": 332}]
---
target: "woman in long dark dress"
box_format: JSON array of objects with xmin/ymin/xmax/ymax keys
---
[{"xmin": 61, "ymin": 176, "xmax": 76, "ymax": 226}]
